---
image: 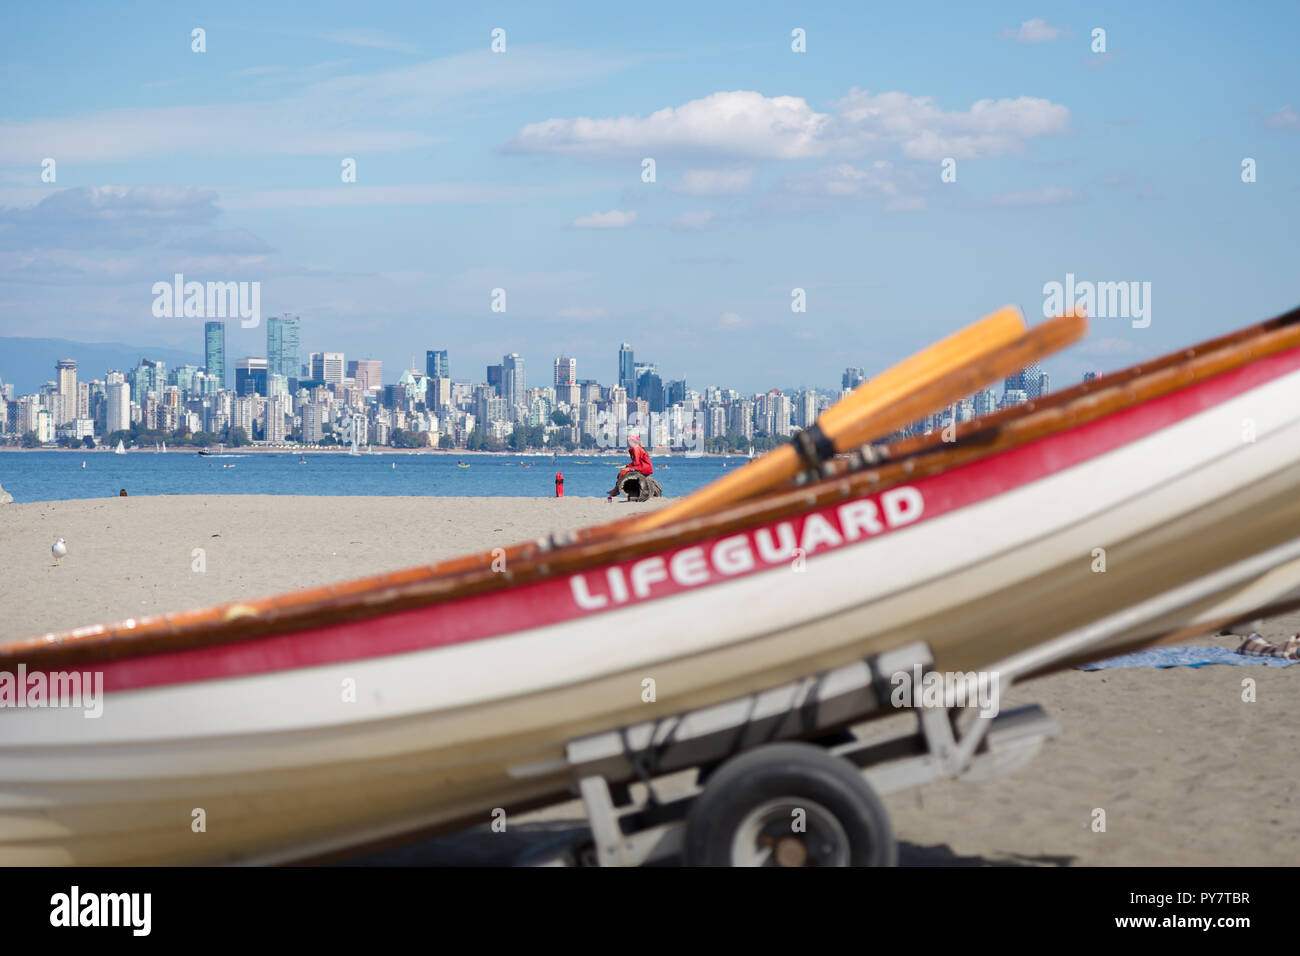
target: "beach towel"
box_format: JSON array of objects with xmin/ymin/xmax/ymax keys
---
[
  {"xmin": 1236, "ymin": 633, "xmax": 1300, "ymax": 660},
  {"xmin": 1079, "ymin": 645, "xmax": 1299, "ymax": 670}
]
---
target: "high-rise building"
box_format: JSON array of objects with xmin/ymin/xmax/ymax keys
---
[
  {"xmin": 266, "ymin": 315, "xmax": 300, "ymax": 381},
  {"xmin": 486, "ymin": 364, "xmax": 504, "ymax": 396},
  {"xmin": 502, "ymin": 353, "xmax": 525, "ymax": 407},
  {"xmin": 842, "ymin": 367, "xmax": 865, "ymax": 391},
  {"xmin": 426, "ymin": 376, "xmax": 451, "ymax": 411},
  {"xmin": 310, "ymin": 352, "xmax": 345, "ymax": 385},
  {"xmin": 55, "ymin": 359, "xmax": 77, "ymax": 425},
  {"xmin": 204, "ymin": 321, "xmax": 226, "ymax": 389},
  {"xmin": 235, "ymin": 357, "xmax": 269, "ymax": 397},
  {"xmin": 638, "ymin": 371, "xmax": 665, "ymax": 413},
  {"xmin": 105, "ymin": 376, "xmax": 130, "ymax": 435},
  {"xmin": 618, "ymin": 344, "xmax": 635, "ymax": 392},
  {"xmin": 426, "ymin": 350, "xmax": 449, "ymax": 380},
  {"xmin": 1004, "ymin": 361, "xmax": 1044, "ymax": 400},
  {"xmin": 265, "ymin": 394, "xmax": 290, "ymax": 443},
  {"xmin": 302, "ymin": 402, "xmax": 328, "ymax": 443},
  {"xmin": 667, "ymin": 379, "xmax": 687, "ymax": 408},
  {"xmin": 1037, "ymin": 372, "xmax": 1050, "ymax": 397},
  {"xmin": 348, "ymin": 359, "xmax": 382, "ymax": 390},
  {"xmin": 798, "ymin": 390, "xmax": 819, "ymax": 429},
  {"xmin": 553, "ymin": 356, "xmax": 576, "ymax": 387}
]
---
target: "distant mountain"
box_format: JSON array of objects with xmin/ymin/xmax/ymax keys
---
[{"xmin": 0, "ymin": 337, "xmax": 203, "ymax": 395}]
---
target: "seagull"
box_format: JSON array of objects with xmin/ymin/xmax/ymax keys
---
[{"xmin": 52, "ymin": 538, "xmax": 68, "ymax": 567}]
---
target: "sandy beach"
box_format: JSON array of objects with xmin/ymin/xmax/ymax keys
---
[{"xmin": 2, "ymin": 494, "xmax": 1297, "ymax": 866}]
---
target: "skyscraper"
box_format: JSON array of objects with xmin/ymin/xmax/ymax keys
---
[
  {"xmin": 56, "ymin": 359, "xmax": 76, "ymax": 425},
  {"xmin": 1004, "ymin": 360, "xmax": 1044, "ymax": 400},
  {"xmin": 235, "ymin": 358, "xmax": 268, "ymax": 397},
  {"xmin": 426, "ymin": 350, "xmax": 449, "ymax": 380},
  {"xmin": 502, "ymin": 353, "xmax": 525, "ymax": 407},
  {"xmin": 266, "ymin": 315, "xmax": 300, "ymax": 381},
  {"xmin": 553, "ymin": 356, "xmax": 576, "ymax": 387},
  {"xmin": 311, "ymin": 352, "xmax": 345, "ymax": 385},
  {"xmin": 349, "ymin": 359, "xmax": 382, "ymax": 390},
  {"xmin": 105, "ymin": 373, "xmax": 130, "ymax": 435},
  {"xmin": 842, "ymin": 367, "xmax": 865, "ymax": 391},
  {"xmin": 618, "ymin": 344, "xmax": 635, "ymax": 392},
  {"xmin": 204, "ymin": 321, "xmax": 226, "ymax": 389}
]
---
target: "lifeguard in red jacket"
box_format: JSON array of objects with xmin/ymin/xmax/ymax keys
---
[{"xmin": 608, "ymin": 436, "xmax": 653, "ymax": 496}]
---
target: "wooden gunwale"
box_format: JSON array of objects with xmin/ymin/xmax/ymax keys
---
[
  {"xmin": 4, "ymin": 306, "xmax": 1300, "ymax": 674},
  {"xmin": 860, "ymin": 304, "xmax": 1300, "ymax": 470}
]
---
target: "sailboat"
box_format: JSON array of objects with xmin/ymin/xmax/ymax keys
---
[
  {"xmin": 113, "ymin": 440, "xmax": 126, "ymax": 455},
  {"xmin": 8, "ymin": 303, "xmax": 1300, "ymax": 866}
]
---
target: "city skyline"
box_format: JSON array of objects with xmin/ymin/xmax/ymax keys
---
[
  {"xmin": 1, "ymin": 313, "xmax": 1083, "ymax": 451},
  {"xmin": 2, "ymin": 3, "xmax": 1296, "ymax": 394}
]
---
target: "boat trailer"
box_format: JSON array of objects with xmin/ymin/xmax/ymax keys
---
[
  {"xmin": 520, "ymin": 537, "xmax": 1300, "ymax": 866},
  {"xmin": 528, "ymin": 641, "xmax": 1057, "ymax": 867}
]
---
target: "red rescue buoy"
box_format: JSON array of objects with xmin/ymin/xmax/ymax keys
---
[{"xmin": 555, "ymin": 471, "xmax": 564, "ymax": 497}]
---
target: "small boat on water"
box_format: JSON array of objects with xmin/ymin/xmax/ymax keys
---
[
  {"xmin": 113, "ymin": 439, "xmax": 126, "ymax": 455},
  {"xmin": 8, "ymin": 303, "xmax": 1300, "ymax": 865}
]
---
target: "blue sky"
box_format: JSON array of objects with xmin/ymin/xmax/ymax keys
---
[{"xmin": 1, "ymin": 1, "xmax": 1297, "ymax": 392}]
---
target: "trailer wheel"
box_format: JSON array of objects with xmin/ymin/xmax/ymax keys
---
[{"xmin": 683, "ymin": 742, "xmax": 897, "ymax": 867}]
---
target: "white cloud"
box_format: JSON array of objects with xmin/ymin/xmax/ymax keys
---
[
  {"xmin": 1264, "ymin": 105, "xmax": 1299, "ymax": 130},
  {"xmin": 671, "ymin": 168, "xmax": 757, "ymax": 195},
  {"xmin": 507, "ymin": 91, "xmax": 829, "ymax": 159},
  {"xmin": 571, "ymin": 209, "xmax": 637, "ymax": 229},
  {"xmin": 831, "ymin": 89, "xmax": 1070, "ymax": 160},
  {"xmin": 998, "ymin": 18, "xmax": 1066, "ymax": 43},
  {"xmin": 720, "ymin": 311, "xmax": 745, "ymax": 329},
  {"xmin": 668, "ymin": 210, "xmax": 717, "ymax": 231},
  {"xmin": 506, "ymin": 88, "xmax": 1069, "ymax": 164},
  {"xmin": 988, "ymin": 185, "xmax": 1083, "ymax": 206},
  {"xmin": 0, "ymin": 185, "xmax": 220, "ymax": 249}
]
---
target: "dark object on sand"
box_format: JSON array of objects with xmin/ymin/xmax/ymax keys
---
[
  {"xmin": 618, "ymin": 473, "xmax": 663, "ymax": 502},
  {"xmin": 119, "ymin": 489, "xmax": 128, "ymax": 497}
]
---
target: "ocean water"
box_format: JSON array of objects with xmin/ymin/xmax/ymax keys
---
[{"xmin": 0, "ymin": 450, "xmax": 745, "ymax": 503}]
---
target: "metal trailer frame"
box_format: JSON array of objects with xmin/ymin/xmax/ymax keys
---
[
  {"xmin": 531, "ymin": 641, "xmax": 1055, "ymax": 867},
  {"xmin": 530, "ymin": 538, "xmax": 1300, "ymax": 867}
]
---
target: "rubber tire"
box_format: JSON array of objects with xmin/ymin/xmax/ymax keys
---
[{"xmin": 683, "ymin": 742, "xmax": 897, "ymax": 867}]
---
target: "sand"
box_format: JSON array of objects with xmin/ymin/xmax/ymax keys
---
[
  {"xmin": 0, "ymin": 494, "xmax": 662, "ymax": 642},
  {"xmin": 2, "ymin": 494, "xmax": 1297, "ymax": 866}
]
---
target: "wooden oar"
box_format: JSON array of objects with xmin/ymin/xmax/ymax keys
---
[{"xmin": 629, "ymin": 305, "xmax": 1034, "ymax": 533}]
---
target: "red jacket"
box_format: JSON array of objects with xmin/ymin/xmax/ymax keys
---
[{"xmin": 627, "ymin": 444, "xmax": 653, "ymax": 475}]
